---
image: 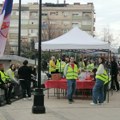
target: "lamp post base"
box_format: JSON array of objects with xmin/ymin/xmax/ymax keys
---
[{"xmin": 32, "ymin": 88, "xmax": 45, "ymax": 114}]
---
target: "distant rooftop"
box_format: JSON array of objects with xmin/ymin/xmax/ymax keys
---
[{"xmin": 43, "ymin": 3, "xmax": 68, "ymax": 7}]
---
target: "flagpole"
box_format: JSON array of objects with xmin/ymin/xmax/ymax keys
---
[
  {"xmin": 32, "ymin": 0, "xmax": 46, "ymax": 114},
  {"xmin": 18, "ymin": 0, "xmax": 21, "ymax": 56}
]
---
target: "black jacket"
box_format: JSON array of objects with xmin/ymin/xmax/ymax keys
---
[
  {"xmin": 18, "ymin": 66, "xmax": 32, "ymax": 81},
  {"xmin": 111, "ymin": 61, "xmax": 118, "ymax": 75}
]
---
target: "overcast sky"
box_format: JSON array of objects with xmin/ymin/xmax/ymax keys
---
[{"xmin": 1, "ymin": 0, "xmax": 120, "ymax": 46}]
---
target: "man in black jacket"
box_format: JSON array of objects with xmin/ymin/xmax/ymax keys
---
[
  {"xmin": 18, "ymin": 60, "xmax": 32, "ymax": 99},
  {"xmin": 111, "ymin": 57, "xmax": 119, "ymax": 91}
]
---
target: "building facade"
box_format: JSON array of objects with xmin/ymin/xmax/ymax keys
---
[{"xmin": 0, "ymin": 2, "xmax": 95, "ymax": 55}]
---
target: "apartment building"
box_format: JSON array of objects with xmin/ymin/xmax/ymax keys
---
[{"xmin": 0, "ymin": 2, "xmax": 95, "ymax": 54}]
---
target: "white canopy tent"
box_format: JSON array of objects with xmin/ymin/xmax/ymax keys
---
[{"xmin": 35, "ymin": 27, "xmax": 110, "ymax": 50}]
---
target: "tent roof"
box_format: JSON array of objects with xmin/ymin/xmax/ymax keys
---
[{"xmin": 35, "ymin": 27, "xmax": 110, "ymax": 50}]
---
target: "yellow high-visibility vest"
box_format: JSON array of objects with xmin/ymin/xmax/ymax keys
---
[
  {"xmin": 0, "ymin": 71, "xmax": 9, "ymax": 84},
  {"xmin": 96, "ymin": 70, "xmax": 110, "ymax": 84},
  {"xmin": 58, "ymin": 61, "xmax": 66, "ymax": 72},
  {"xmin": 49, "ymin": 60, "xmax": 56, "ymax": 73},
  {"xmin": 66, "ymin": 64, "xmax": 78, "ymax": 80},
  {"xmin": 79, "ymin": 61, "xmax": 85, "ymax": 69},
  {"xmin": 56, "ymin": 59, "xmax": 60, "ymax": 70}
]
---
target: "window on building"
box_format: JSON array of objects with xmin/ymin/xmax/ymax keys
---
[
  {"xmin": 30, "ymin": 12, "xmax": 38, "ymax": 17},
  {"xmin": 82, "ymin": 12, "xmax": 92, "ymax": 19},
  {"xmin": 72, "ymin": 22, "xmax": 81, "ymax": 27},
  {"xmin": 21, "ymin": 11, "xmax": 29, "ymax": 19},
  {"xmin": 11, "ymin": 11, "xmax": 18, "ymax": 15},
  {"xmin": 29, "ymin": 20, "xmax": 38, "ymax": 25},
  {"xmin": 10, "ymin": 20, "xmax": 18, "ymax": 27},
  {"xmin": 29, "ymin": 29, "xmax": 38, "ymax": 34},
  {"xmin": 63, "ymin": 12, "xmax": 69, "ymax": 17},
  {"xmin": 42, "ymin": 13, "xmax": 48, "ymax": 16},
  {"xmin": 9, "ymin": 28, "xmax": 18, "ymax": 33},
  {"xmin": 31, "ymin": 29, "xmax": 33, "ymax": 33},
  {"xmin": 72, "ymin": 23, "xmax": 79, "ymax": 27},
  {"xmin": 63, "ymin": 29, "xmax": 69, "ymax": 33},
  {"xmin": 42, "ymin": 22, "xmax": 47, "ymax": 29},
  {"xmin": 50, "ymin": 12, "xmax": 56, "ymax": 15},
  {"xmin": 82, "ymin": 20, "xmax": 92, "ymax": 25},
  {"xmin": 21, "ymin": 29, "xmax": 28, "ymax": 36},
  {"xmin": 11, "ymin": 10, "xmax": 19, "ymax": 16},
  {"xmin": 50, "ymin": 21, "xmax": 56, "ymax": 24},
  {"xmin": 72, "ymin": 12, "xmax": 82, "ymax": 17},
  {"xmin": 21, "ymin": 20, "xmax": 29, "ymax": 25},
  {"xmin": 63, "ymin": 21, "xmax": 70, "ymax": 26}
]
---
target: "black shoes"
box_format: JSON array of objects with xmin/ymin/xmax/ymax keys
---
[
  {"xmin": 6, "ymin": 100, "xmax": 12, "ymax": 105},
  {"xmin": 68, "ymin": 99, "xmax": 74, "ymax": 104}
]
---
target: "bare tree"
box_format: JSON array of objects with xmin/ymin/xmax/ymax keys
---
[
  {"xmin": 103, "ymin": 26, "xmax": 114, "ymax": 44},
  {"xmin": 42, "ymin": 17, "xmax": 63, "ymax": 41}
]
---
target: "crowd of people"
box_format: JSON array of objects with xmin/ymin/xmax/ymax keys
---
[
  {"xmin": 0, "ymin": 60, "xmax": 37, "ymax": 105},
  {"xmin": 0, "ymin": 55, "xmax": 120, "ymax": 105},
  {"xmin": 48, "ymin": 55, "xmax": 120, "ymax": 104}
]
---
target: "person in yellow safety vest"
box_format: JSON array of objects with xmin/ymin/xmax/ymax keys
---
[
  {"xmin": 79, "ymin": 58, "xmax": 85, "ymax": 72},
  {"xmin": 5, "ymin": 64, "xmax": 19, "ymax": 104},
  {"xmin": 86, "ymin": 60, "xmax": 92, "ymax": 72},
  {"xmin": 64, "ymin": 56, "xmax": 78, "ymax": 104},
  {"xmin": 0, "ymin": 64, "xmax": 12, "ymax": 105},
  {"xmin": 6, "ymin": 64, "xmax": 19, "ymax": 84},
  {"xmin": 58, "ymin": 60, "xmax": 66, "ymax": 73},
  {"xmin": 90, "ymin": 59, "xmax": 95, "ymax": 72},
  {"xmin": 49, "ymin": 56, "xmax": 56, "ymax": 74},
  {"xmin": 55, "ymin": 59, "xmax": 60, "ymax": 73},
  {"xmin": 86, "ymin": 60, "xmax": 94, "ymax": 72},
  {"xmin": 91, "ymin": 57, "xmax": 109, "ymax": 105}
]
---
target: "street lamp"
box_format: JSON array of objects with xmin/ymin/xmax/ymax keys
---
[
  {"xmin": 18, "ymin": 0, "xmax": 21, "ymax": 56},
  {"xmin": 32, "ymin": 0, "xmax": 46, "ymax": 114}
]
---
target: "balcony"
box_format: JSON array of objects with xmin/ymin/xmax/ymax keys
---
[{"xmin": 81, "ymin": 25, "xmax": 92, "ymax": 31}]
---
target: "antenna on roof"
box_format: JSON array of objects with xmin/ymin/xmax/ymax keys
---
[
  {"xmin": 64, "ymin": 0, "xmax": 66, "ymax": 4},
  {"xmin": 57, "ymin": 0, "xmax": 59, "ymax": 4}
]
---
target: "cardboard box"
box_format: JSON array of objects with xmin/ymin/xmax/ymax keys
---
[{"xmin": 51, "ymin": 73, "xmax": 61, "ymax": 80}]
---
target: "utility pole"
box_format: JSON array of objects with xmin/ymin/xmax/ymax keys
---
[
  {"xmin": 32, "ymin": 0, "xmax": 46, "ymax": 114},
  {"xmin": 18, "ymin": 0, "xmax": 21, "ymax": 56}
]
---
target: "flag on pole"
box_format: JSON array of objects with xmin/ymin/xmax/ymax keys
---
[
  {"xmin": 0, "ymin": 10, "xmax": 5, "ymax": 29},
  {"xmin": 0, "ymin": 0, "xmax": 13, "ymax": 56}
]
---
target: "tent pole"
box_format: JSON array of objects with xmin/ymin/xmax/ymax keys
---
[
  {"xmin": 107, "ymin": 50, "xmax": 112, "ymax": 103},
  {"xmin": 59, "ymin": 50, "xmax": 62, "ymax": 73}
]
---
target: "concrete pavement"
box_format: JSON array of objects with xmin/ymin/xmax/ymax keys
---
[{"xmin": 0, "ymin": 90, "xmax": 120, "ymax": 120}]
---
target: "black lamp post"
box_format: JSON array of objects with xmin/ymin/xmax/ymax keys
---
[
  {"xmin": 18, "ymin": 0, "xmax": 21, "ymax": 56},
  {"xmin": 32, "ymin": 0, "xmax": 46, "ymax": 114}
]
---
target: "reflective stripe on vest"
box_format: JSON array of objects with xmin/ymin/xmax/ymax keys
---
[
  {"xmin": 66, "ymin": 64, "xmax": 78, "ymax": 80},
  {"xmin": 96, "ymin": 70, "xmax": 109, "ymax": 84}
]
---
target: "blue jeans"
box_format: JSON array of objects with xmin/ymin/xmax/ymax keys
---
[
  {"xmin": 92, "ymin": 79, "xmax": 104, "ymax": 104},
  {"xmin": 67, "ymin": 79, "xmax": 76, "ymax": 100}
]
